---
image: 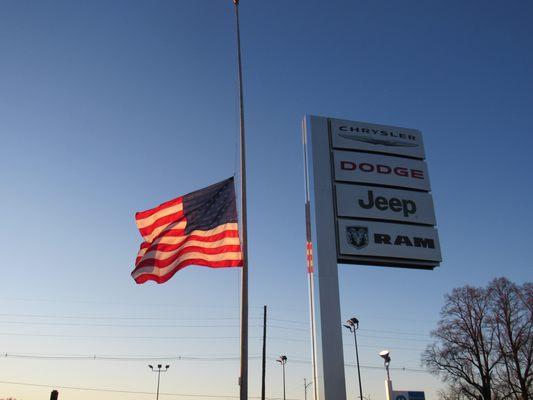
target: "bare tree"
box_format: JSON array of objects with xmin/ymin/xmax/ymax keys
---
[
  {"xmin": 424, "ymin": 278, "xmax": 533, "ymax": 400},
  {"xmin": 488, "ymin": 278, "xmax": 532, "ymax": 400},
  {"xmin": 422, "ymin": 285, "xmax": 501, "ymax": 400},
  {"xmin": 437, "ymin": 384, "xmax": 473, "ymax": 400}
]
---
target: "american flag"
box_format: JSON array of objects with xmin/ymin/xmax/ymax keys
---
[{"xmin": 131, "ymin": 177, "xmax": 243, "ymax": 284}]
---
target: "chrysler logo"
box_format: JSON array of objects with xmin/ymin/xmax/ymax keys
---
[
  {"xmin": 338, "ymin": 133, "xmax": 418, "ymax": 148},
  {"xmin": 337, "ymin": 125, "xmax": 419, "ymax": 148}
]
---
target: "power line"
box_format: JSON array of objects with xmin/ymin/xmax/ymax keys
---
[
  {"xmin": 0, "ymin": 379, "xmax": 297, "ymax": 400},
  {"xmin": 0, "ymin": 332, "xmax": 245, "ymax": 340},
  {"xmin": 0, "ymin": 320, "xmax": 268, "ymax": 329},
  {"xmin": 269, "ymin": 315, "xmax": 437, "ymax": 325},
  {"xmin": 0, "ymin": 332, "xmax": 428, "ymax": 350},
  {"xmin": 0, "ymin": 352, "xmax": 427, "ymax": 372},
  {"xmin": 0, "ymin": 313, "xmax": 430, "ymax": 339},
  {"xmin": 0, "ymin": 296, "xmax": 305, "ymax": 314},
  {"xmin": 0, "ymin": 320, "xmax": 308, "ymax": 333},
  {"xmin": 0, "ymin": 353, "xmax": 253, "ymax": 361},
  {"xmin": 0, "ymin": 312, "xmax": 257, "ymax": 321},
  {"xmin": 0, "ymin": 323, "xmax": 432, "ymax": 343},
  {"xmin": 268, "ymin": 317, "xmax": 308, "ymax": 326},
  {"xmin": 0, "ymin": 296, "xmax": 266, "ymax": 310},
  {"xmin": 358, "ymin": 328, "xmax": 431, "ymax": 338},
  {"xmin": 0, "ymin": 313, "xmax": 433, "ymax": 337},
  {"xmin": 269, "ymin": 319, "xmax": 432, "ymax": 338},
  {"xmin": 264, "ymin": 357, "xmax": 427, "ymax": 373},
  {"xmin": 0, "ymin": 298, "xmax": 440, "ymax": 324}
]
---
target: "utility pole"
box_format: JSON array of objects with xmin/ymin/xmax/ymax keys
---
[
  {"xmin": 304, "ymin": 378, "xmax": 313, "ymax": 400},
  {"xmin": 261, "ymin": 305, "xmax": 267, "ymax": 400}
]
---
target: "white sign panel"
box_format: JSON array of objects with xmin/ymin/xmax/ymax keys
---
[
  {"xmin": 338, "ymin": 219, "xmax": 441, "ymax": 263},
  {"xmin": 330, "ymin": 118, "xmax": 425, "ymax": 159},
  {"xmin": 333, "ymin": 150, "xmax": 430, "ymax": 191},
  {"xmin": 336, "ymin": 184, "xmax": 436, "ymax": 225}
]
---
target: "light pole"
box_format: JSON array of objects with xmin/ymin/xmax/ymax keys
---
[
  {"xmin": 304, "ymin": 378, "xmax": 313, "ymax": 400},
  {"xmin": 148, "ymin": 364, "xmax": 169, "ymax": 400},
  {"xmin": 379, "ymin": 350, "xmax": 393, "ymax": 400},
  {"xmin": 277, "ymin": 355, "xmax": 287, "ymax": 400},
  {"xmin": 344, "ymin": 317, "xmax": 364, "ymax": 400}
]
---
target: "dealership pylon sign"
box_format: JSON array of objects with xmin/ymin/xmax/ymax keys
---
[
  {"xmin": 306, "ymin": 116, "xmax": 441, "ymax": 269},
  {"xmin": 303, "ymin": 115, "xmax": 441, "ymax": 400}
]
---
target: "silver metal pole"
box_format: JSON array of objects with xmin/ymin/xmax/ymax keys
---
[
  {"xmin": 282, "ymin": 362, "xmax": 286, "ymax": 400},
  {"xmin": 233, "ymin": 1, "xmax": 249, "ymax": 400},
  {"xmin": 353, "ymin": 331, "xmax": 363, "ymax": 400},
  {"xmin": 384, "ymin": 379, "xmax": 393, "ymax": 400},
  {"xmin": 384, "ymin": 362, "xmax": 393, "ymax": 400},
  {"xmin": 303, "ymin": 116, "xmax": 348, "ymax": 400},
  {"xmin": 308, "ymin": 260, "xmax": 319, "ymax": 400},
  {"xmin": 156, "ymin": 368, "xmax": 161, "ymax": 400}
]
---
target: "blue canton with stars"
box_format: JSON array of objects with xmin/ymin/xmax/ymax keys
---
[{"xmin": 182, "ymin": 177, "xmax": 238, "ymax": 234}]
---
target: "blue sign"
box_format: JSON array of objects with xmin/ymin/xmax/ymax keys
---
[{"xmin": 408, "ymin": 392, "xmax": 425, "ymax": 400}]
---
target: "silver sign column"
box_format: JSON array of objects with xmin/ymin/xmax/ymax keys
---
[{"xmin": 303, "ymin": 116, "xmax": 347, "ymax": 400}]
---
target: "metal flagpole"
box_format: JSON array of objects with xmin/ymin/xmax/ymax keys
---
[
  {"xmin": 233, "ymin": 1, "xmax": 249, "ymax": 400},
  {"xmin": 303, "ymin": 121, "xmax": 319, "ymax": 400},
  {"xmin": 261, "ymin": 305, "xmax": 267, "ymax": 400}
]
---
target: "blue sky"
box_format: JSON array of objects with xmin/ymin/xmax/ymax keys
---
[{"xmin": 0, "ymin": 1, "xmax": 532, "ymax": 399}]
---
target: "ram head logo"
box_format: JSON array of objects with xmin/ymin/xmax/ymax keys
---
[{"xmin": 346, "ymin": 226, "xmax": 369, "ymax": 249}]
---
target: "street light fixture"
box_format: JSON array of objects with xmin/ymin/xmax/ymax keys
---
[
  {"xmin": 148, "ymin": 364, "xmax": 170, "ymax": 400},
  {"xmin": 344, "ymin": 317, "xmax": 364, "ymax": 400},
  {"xmin": 277, "ymin": 355, "xmax": 288, "ymax": 400},
  {"xmin": 379, "ymin": 350, "xmax": 391, "ymax": 380},
  {"xmin": 379, "ymin": 350, "xmax": 393, "ymax": 400}
]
